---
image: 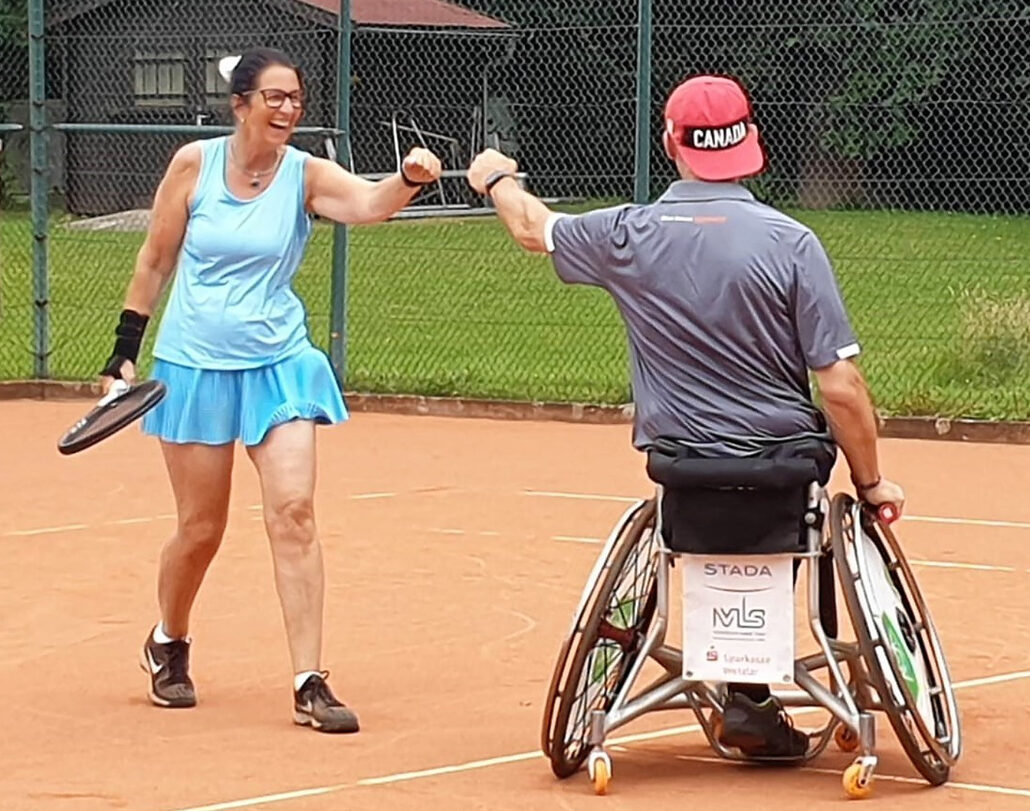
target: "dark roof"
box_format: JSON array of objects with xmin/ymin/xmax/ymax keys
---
[
  {"xmin": 301, "ymin": 0, "xmax": 506, "ymax": 27},
  {"xmin": 50, "ymin": 0, "xmax": 508, "ymax": 28}
]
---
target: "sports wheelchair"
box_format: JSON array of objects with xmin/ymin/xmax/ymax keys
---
[{"xmin": 541, "ymin": 441, "xmax": 961, "ymax": 798}]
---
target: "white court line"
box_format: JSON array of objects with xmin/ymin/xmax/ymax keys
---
[
  {"xmin": 169, "ymin": 786, "xmax": 349, "ymax": 811},
  {"xmin": 246, "ymin": 491, "xmax": 398, "ymax": 511},
  {"xmin": 953, "ymin": 669, "xmax": 1030, "ymax": 690},
  {"xmin": 554, "ymin": 535, "xmax": 608, "ymax": 544},
  {"xmin": 4, "ymin": 487, "xmax": 401, "ymax": 538},
  {"xmin": 673, "ymin": 754, "xmax": 1030, "ymax": 799},
  {"xmin": 3, "ymin": 523, "xmax": 88, "ymax": 537},
  {"xmin": 553, "ymin": 535, "xmax": 1022, "ymax": 573},
  {"xmin": 14, "ymin": 493, "xmax": 1029, "ymax": 543},
  {"xmin": 908, "ymin": 559, "xmax": 1018, "ymax": 573},
  {"xmin": 429, "ymin": 528, "xmax": 466, "ymax": 536},
  {"xmin": 3, "ymin": 514, "xmax": 176, "ymax": 537},
  {"xmin": 168, "ymin": 667, "xmax": 1030, "ymax": 811},
  {"xmin": 110, "ymin": 517, "xmax": 161, "ymax": 526},
  {"xmin": 109, "ymin": 514, "xmax": 177, "ymax": 526},
  {"xmin": 524, "ymin": 489, "xmax": 1030, "ymax": 531},
  {"xmin": 524, "ymin": 490, "xmax": 639, "ymax": 503},
  {"xmin": 905, "ymin": 515, "xmax": 1030, "ymax": 530},
  {"xmin": 357, "ymin": 751, "xmax": 541, "ymax": 787}
]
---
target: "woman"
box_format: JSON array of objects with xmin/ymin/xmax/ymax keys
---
[{"xmin": 99, "ymin": 47, "xmax": 442, "ymax": 733}]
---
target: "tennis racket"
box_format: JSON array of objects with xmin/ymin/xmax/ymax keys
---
[{"xmin": 57, "ymin": 379, "xmax": 167, "ymax": 456}]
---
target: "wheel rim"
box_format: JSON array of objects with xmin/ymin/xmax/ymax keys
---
[
  {"xmin": 832, "ymin": 494, "xmax": 960, "ymax": 783},
  {"xmin": 852, "ymin": 504, "xmax": 961, "ymax": 765},
  {"xmin": 546, "ymin": 500, "xmax": 661, "ymax": 775},
  {"xmin": 540, "ymin": 499, "xmax": 650, "ymax": 759}
]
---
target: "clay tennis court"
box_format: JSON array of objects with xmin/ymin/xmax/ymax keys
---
[{"xmin": 3, "ymin": 399, "xmax": 1030, "ymax": 810}]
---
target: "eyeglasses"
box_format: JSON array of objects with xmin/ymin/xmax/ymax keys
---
[{"xmin": 245, "ymin": 88, "xmax": 304, "ymax": 110}]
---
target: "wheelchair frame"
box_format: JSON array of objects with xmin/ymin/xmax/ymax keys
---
[{"xmin": 541, "ymin": 483, "xmax": 961, "ymax": 798}]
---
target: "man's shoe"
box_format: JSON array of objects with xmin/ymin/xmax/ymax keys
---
[
  {"xmin": 294, "ymin": 672, "xmax": 360, "ymax": 733},
  {"xmin": 139, "ymin": 626, "xmax": 196, "ymax": 708},
  {"xmin": 718, "ymin": 692, "xmax": 808, "ymax": 760}
]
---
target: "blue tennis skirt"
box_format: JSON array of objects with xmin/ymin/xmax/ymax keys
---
[{"xmin": 142, "ymin": 345, "xmax": 348, "ymax": 446}]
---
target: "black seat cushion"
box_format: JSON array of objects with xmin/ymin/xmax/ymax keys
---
[{"xmin": 645, "ymin": 438, "xmax": 834, "ymax": 555}]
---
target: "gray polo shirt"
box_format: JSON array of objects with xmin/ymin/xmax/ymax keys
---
[{"xmin": 546, "ymin": 181, "xmax": 859, "ymax": 455}]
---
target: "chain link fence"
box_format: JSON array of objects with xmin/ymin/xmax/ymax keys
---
[
  {"xmin": 37, "ymin": 0, "xmax": 338, "ymax": 380},
  {"xmin": 2, "ymin": 1, "xmax": 1030, "ymax": 419},
  {"xmin": 0, "ymin": 0, "xmax": 32, "ymax": 379},
  {"xmin": 347, "ymin": 3, "xmax": 637, "ymax": 400},
  {"xmin": 646, "ymin": 2, "xmax": 1030, "ymax": 419}
]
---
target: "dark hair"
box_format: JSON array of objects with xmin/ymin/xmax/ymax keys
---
[{"xmin": 229, "ymin": 47, "xmax": 304, "ymax": 97}]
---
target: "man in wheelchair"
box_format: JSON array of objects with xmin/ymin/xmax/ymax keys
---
[{"xmin": 470, "ymin": 74, "xmax": 906, "ymax": 762}]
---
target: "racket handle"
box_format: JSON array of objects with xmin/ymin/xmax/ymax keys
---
[{"xmin": 98, "ymin": 378, "xmax": 130, "ymax": 406}]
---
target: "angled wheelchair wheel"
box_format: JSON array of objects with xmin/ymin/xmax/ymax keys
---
[
  {"xmin": 541, "ymin": 498, "xmax": 660, "ymax": 778},
  {"xmin": 830, "ymin": 493, "xmax": 961, "ymax": 785}
]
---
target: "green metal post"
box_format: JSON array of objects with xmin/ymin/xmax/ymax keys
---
[
  {"xmin": 28, "ymin": 0, "xmax": 49, "ymax": 378},
  {"xmin": 329, "ymin": 0, "xmax": 352, "ymax": 385},
  {"xmin": 633, "ymin": 0, "xmax": 653, "ymax": 204}
]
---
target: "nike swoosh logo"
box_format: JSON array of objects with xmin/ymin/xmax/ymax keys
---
[
  {"xmin": 297, "ymin": 700, "xmax": 313, "ymax": 713},
  {"xmin": 146, "ymin": 648, "xmax": 164, "ymax": 675}
]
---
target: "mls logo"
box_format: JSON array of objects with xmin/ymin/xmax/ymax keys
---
[
  {"xmin": 683, "ymin": 554, "xmax": 794, "ymax": 683},
  {"xmin": 713, "ymin": 596, "xmax": 766, "ymax": 630}
]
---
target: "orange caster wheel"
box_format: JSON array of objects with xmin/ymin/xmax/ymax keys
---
[
  {"xmin": 588, "ymin": 751, "xmax": 612, "ymax": 795},
  {"xmin": 835, "ymin": 724, "xmax": 860, "ymax": 753}
]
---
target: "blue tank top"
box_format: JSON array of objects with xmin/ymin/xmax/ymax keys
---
[{"xmin": 153, "ymin": 136, "xmax": 313, "ymax": 369}]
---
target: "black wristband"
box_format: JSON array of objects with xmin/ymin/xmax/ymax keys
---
[
  {"xmin": 101, "ymin": 309, "xmax": 149, "ymax": 376},
  {"xmin": 100, "ymin": 354, "xmax": 132, "ymax": 379},
  {"xmin": 400, "ymin": 167, "xmax": 429, "ymax": 188},
  {"xmin": 484, "ymin": 170, "xmax": 515, "ymax": 195},
  {"xmin": 854, "ymin": 476, "xmax": 881, "ymax": 495}
]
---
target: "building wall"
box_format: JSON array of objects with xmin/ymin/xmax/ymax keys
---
[{"xmin": 54, "ymin": 0, "xmax": 336, "ymax": 214}]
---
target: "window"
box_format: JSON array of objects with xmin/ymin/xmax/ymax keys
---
[
  {"xmin": 205, "ymin": 50, "xmax": 232, "ymax": 99},
  {"xmin": 133, "ymin": 50, "xmax": 185, "ymax": 107}
]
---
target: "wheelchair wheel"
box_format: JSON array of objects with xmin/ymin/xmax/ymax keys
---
[
  {"xmin": 830, "ymin": 493, "xmax": 961, "ymax": 785},
  {"xmin": 541, "ymin": 498, "xmax": 661, "ymax": 778}
]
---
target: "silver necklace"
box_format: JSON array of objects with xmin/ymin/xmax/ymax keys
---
[{"xmin": 229, "ymin": 140, "xmax": 282, "ymax": 188}]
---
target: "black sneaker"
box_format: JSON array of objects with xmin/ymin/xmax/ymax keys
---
[
  {"xmin": 293, "ymin": 672, "xmax": 360, "ymax": 733},
  {"xmin": 139, "ymin": 626, "xmax": 196, "ymax": 708},
  {"xmin": 718, "ymin": 693, "xmax": 808, "ymax": 760}
]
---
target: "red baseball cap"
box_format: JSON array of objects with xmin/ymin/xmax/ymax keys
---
[{"xmin": 664, "ymin": 75, "xmax": 766, "ymax": 181}]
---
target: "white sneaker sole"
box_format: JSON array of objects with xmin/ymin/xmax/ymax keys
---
[
  {"xmin": 138, "ymin": 648, "xmax": 196, "ymax": 709},
  {"xmin": 293, "ymin": 708, "xmax": 359, "ymax": 733}
]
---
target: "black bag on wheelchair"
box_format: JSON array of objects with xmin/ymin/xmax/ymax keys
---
[{"xmin": 645, "ymin": 438, "xmax": 834, "ymax": 555}]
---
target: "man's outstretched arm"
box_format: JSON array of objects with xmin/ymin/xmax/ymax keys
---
[{"xmin": 467, "ymin": 148, "xmax": 553, "ymax": 253}]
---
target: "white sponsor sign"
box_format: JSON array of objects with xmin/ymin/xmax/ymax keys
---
[{"xmin": 683, "ymin": 554, "xmax": 795, "ymax": 684}]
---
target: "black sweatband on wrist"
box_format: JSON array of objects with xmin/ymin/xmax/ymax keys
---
[
  {"xmin": 484, "ymin": 170, "xmax": 516, "ymax": 195},
  {"xmin": 400, "ymin": 167, "xmax": 429, "ymax": 188},
  {"xmin": 101, "ymin": 309, "xmax": 149, "ymax": 376},
  {"xmin": 855, "ymin": 476, "xmax": 881, "ymax": 495},
  {"xmin": 101, "ymin": 354, "xmax": 132, "ymax": 379}
]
